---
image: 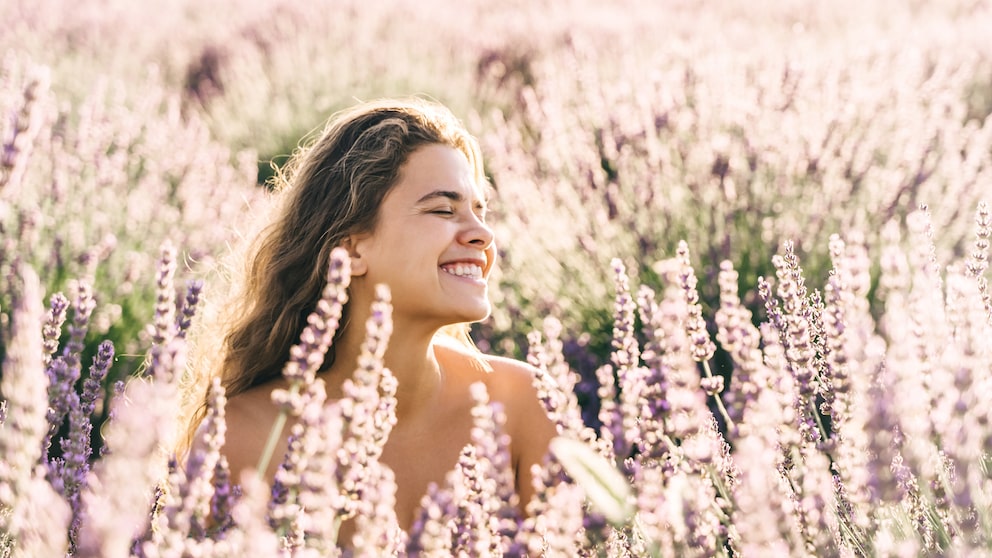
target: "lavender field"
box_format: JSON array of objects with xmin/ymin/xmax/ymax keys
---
[{"xmin": 2, "ymin": 0, "xmax": 992, "ymax": 555}]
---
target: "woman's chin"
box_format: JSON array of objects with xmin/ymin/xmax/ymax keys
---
[{"xmin": 455, "ymin": 302, "xmax": 492, "ymax": 324}]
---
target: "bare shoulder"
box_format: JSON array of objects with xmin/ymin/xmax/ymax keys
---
[
  {"xmin": 220, "ymin": 380, "xmax": 285, "ymax": 480},
  {"xmin": 434, "ymin": 341, "xmax": 556, "ymax": 471},
  {"xmin": 433, "ymin": 339, "xmax": 544, "ymax": 411},
  {"xmin": 477, "ymin": 353, "xmax": 544, "ymax": 403}
]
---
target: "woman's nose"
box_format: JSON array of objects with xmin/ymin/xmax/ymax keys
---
[{"xmin": 460, "ymin": 213, "xmax": 495, "ymax": 249}]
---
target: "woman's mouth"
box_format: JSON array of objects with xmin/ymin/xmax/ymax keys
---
[{"xmin": 440, "ymin": 262, "xmax": 485, "ymax": 281}]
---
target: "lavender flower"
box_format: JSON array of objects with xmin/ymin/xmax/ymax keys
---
[
  {"xmin": 0, "ymin": 65, "xmax": 49, "ymax": 194},
  {"xmin": 99, "ymin": 380, "xmax": 125, "ymax": 458},
  {"xmin": 632, "ymin": 284, "xmax": 674, "ymax": 460},
  {"xmin": 81, "ymin": 340, "xmax": 113, "ymax": 419},
  {"xmin": 41, "ymin": 292, "xmax": 69, "ymax": 367},
  {"xmin": 149, "ymin": 240, "xmax": 178, "ymax": 348},
  {"xmin": 261, "ymin": 247, "xmax": 350, "ymax": 487},
  {"xmin": 526, "ymin": 317, "xmax": 599, "ymax": 451},
  {"xmin": 267, "ymin": 427, "xmax": 307, "ymax": 552},
  {"xmin": 713, "ymin": 260, "xmax": 765, "ymax": 432},
  {"xmin": 609, "ymin": 258, "xmax": 647, "ymax": 461},
  {"xmin": 57, "ymin": 391, "xmax": 89, "ymax": 549},
  {"xmin": 769, "ymin": 242, "xmax": 824, "ymax": 447},
  {"xmin": 966, "ymin": 201, "xmax": 991, "ymax": 277},
  {"xmin": 333, "ymin": 284, "xmax": 396, "ymax": 522},
  {"xmin": 595, "ymin": 363, "xmax": 623, "ymax": 463},
  {"xmin": 269, "ymin": 379, "xmax": 345, "ymax": 554},
  {"xmin": 449, "ymin": 444, "xmax": 492, "ymax": 555},
  {"xmin": 730, "ymin": 389, "xmax": 806, "ymax": 556},
  {"xmin": 217, "ymin": 472, "xmax": 282, "ymax": 557},
  {"xmin": 675, "ymin": 241, "xmax": 715, "ymax": 363},
  {"xmin": 662, "ymin": 468, "xmax": 726, "ymax": 557},
  {"xmin": 351, "ymin": 460, "xmax": 404, "ymax": 557},
  {"xmin": 75, "ymin": 378, "xmax": 180, "ymax": 557},
  {"xmin": 269, "ymin": 246, "xmax": 350, "ymax": 418},
  {"xmin": 144, "ymin": 376, "xmax": 228, "ymax": 554},
  {"xmin": 862, "ymin": 374, "xmax": 902, "ymax": 508},
  {"xmin": 43, "ymin": 281, "xmax": 94, "ymax": 454},
  {"xmin": 521, "ymin": 454, "xmax": 585, "ymax": 557},
  {"xmin": 610, "ymin": 258, "xmax": 641, "ymax": 370},
  {"xmin": 0, "ymin": 264, "xmax": 71, "ymax": 557},
  {"xmin": 142, "ymin": 242, "xmax": 186, "ymax": 384},
  {"xmin": 466, "ymin": 382, "xmax": 524, "ymax": 555},
  {"xmin": 791, "ymin": 448, "xmax": 841, "ymax": 557},
  {"xmin": 965, "ymin": 201, "xmax": 991, "ymax": 324},
  {"xmin": 50, "ymin": 340, "xmax": 113, "ymax": 550},
  {"xmin": 635, "ymin": 271, "xmax": 729, "ymax": 498},
  {"xmin": 175, "ymin": 279, "xmax": 203, "ymax": 339},
  {"xmin": 210, "ymin": 456, "xmax": 238, "ymax": 538},
  {"xmin": 406, "ymin": 482, "xmax": 456, "ymax": 556}
]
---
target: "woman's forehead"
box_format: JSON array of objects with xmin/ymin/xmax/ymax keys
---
[{"xmin": 394, "ymin": 144, "xmax": 489, "ymax": 203}]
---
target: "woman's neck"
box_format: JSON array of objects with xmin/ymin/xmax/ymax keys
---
[{"xmin": 322, "ymin": 312, "xmax": 443, "ymax": 422}]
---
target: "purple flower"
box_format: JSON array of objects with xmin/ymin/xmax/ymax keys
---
[
  {"xmin": 41, "ymin": 292, "xmax": 69, "ymax": 366},
  {"xmin": 218, "ymin": 472, "xmax": 282, "ymax": 556},
  {"xmin": 768, "ymin": 243, "xmax": 824, "ymax": 447},
  {"xmin": 675, "ymin": 241, "xmax": 715, "ymax": 363},
  {"xmin": 76, "ymin": 380, "xmax": 178, "ymax": 556},
  {"xmin": 632, "ymin": 283, "xmax": 674, "ymax": 460},
  {"xmin": 466, "ymin": 383, "xmax": 524, "ymax": 555},
  {"xmin": 0, "ymin": 264, "xmax": 71, "ymax": 556},
  {"xmin": 714, "ymin": 260, "xmax": 765, "ymax": 430},
  {"xmin": 270, "ymin": 246, "xmax": 350, "ymax": 417},
  {"xmin": 520, "ymin": 454, "xmax": 585, "ymax": 556},
  {"xmin": 151, "ymin": 241, "xmax": 178, "ymax": 346},
  {"xmin": 526, "ymin": 317, "xmax": 597, "ymax": 450},
  {"xmin": 210, "ymin": 456, "xmax": 238, "ymax": 538},
  {"xmin": 334, "ymin": 284, "xmax": 396, "ymax": 523},
  {"xmin": 595, "ymin": 363, "xmax": 624, "ymax": 463},
  {"xmin": 267, "ymin": 372, "xmax": 342, "ymax": 550},
  {"xmin": 406, "ymin": 482, "xmax": 456, "ymax": 555},
  {"xmin": 175, "ymin": 279, "xmax": 203, "ymax": 339},
  {"xmin": 145, "ymin": 376, "xmax": 228, "ymax": 553},
  {"xmin": 351, "ymin": 461, "xmax": 404, "ymax": 557},
  {"xmin": 43, "ymin": 282, "xmax": 94, "ymax": 455}
]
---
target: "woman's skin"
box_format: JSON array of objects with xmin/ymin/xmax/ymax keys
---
[{"xmin": 221, "ymin": 144, "xmax": 558, "ymax": 540}]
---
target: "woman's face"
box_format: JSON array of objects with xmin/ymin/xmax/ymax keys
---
[{"xmin": 350, "ymin": 143, "xmax": 496, "ymax": 328}]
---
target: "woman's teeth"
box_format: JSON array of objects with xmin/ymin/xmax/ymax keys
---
[{"xmin": 441, "ymin": 263, "xmax": 483, "ymax": 279}]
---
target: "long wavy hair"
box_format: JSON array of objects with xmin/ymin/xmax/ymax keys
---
[{"xmin": 183, "ymin": 98, "xmax": 488, "ymax": 445}]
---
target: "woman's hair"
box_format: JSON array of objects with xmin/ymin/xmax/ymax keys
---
[{"xmin": 219, "ymin": 97, "xmax": 488, "ymax": 398}]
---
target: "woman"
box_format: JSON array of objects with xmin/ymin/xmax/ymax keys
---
[{"xmin": 198, "ymin": 98, "xmax": 556, "ymax": 540}]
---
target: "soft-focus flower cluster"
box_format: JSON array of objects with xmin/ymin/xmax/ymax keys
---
[{"xmin": 5, "ymin": 195, "xmax": 992, "ymax": 556}]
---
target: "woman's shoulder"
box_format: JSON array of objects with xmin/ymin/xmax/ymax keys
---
[
  {"xmin": 225, "ymin": 378, "xmax": 284, "ymax": 420},
  {"xmin": 434, "ymin": 339, "xmax": 540, "ymax": 396},
  {"xmin": 478, "ymin": 353, "xmax": 543, "ymax": 400},
  {"xmin": 433, "ymin": 340, "xmax": 552, "ymax": 434},
  {"xmin": 220, "ymin": 378, "xmax": 289, "ymax": 479},
  {"xmin": 434, "ymin": 342, "xmax": 557, "ymax": 488}
]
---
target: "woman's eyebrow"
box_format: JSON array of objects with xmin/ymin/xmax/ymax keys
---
[
  {"xmin": 416, "ymin": 190, "xmax": 463, "ymax": 204},
  {"xmin": 416, "ymin": 189, "xmax": 489, "ymax": 211}
]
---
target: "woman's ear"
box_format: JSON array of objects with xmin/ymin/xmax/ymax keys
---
[{"xmin": 339, "ymin": 235, "xmax": 369, "ymax": 277}]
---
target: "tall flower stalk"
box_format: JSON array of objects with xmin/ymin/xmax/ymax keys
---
[{"xmin": 261, "ymin": 247, "xmax": 351, "ymax": 475}]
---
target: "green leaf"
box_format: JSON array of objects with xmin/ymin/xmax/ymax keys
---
[{"xmin": 550, "ymin": 436, "xmax": 635, "ymax": 526}]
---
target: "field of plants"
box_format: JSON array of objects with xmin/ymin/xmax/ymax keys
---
[{"xmin": 2, "ymin": 0, "xmax": 992, "ymax": 555}]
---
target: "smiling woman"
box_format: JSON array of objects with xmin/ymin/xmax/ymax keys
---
[{"xmin": 183, "ymin": 98, "xmax": 556, "ymax": 547}]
